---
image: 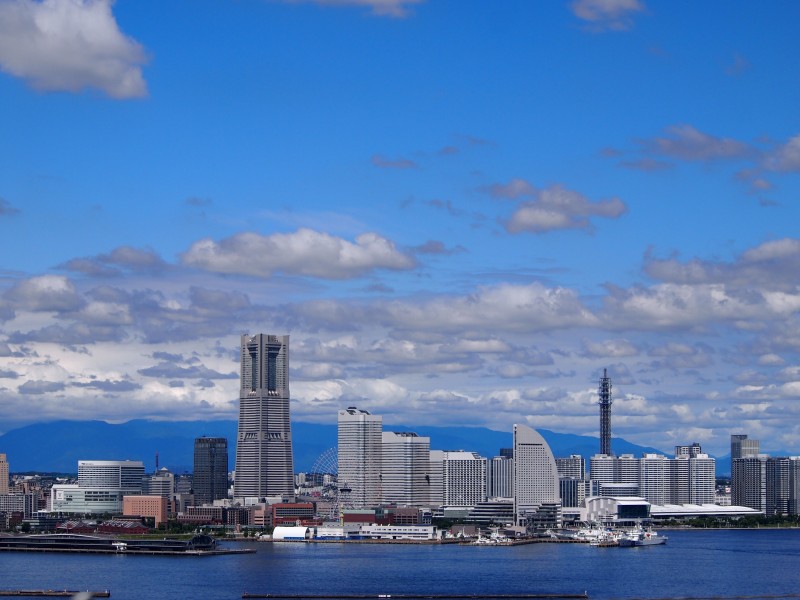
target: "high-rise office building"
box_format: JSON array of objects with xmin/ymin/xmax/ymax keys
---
[
  {"xmin": 731, "ymin": 434, "xmax": 760, "ymax": 460},
  {"xmin": 338, "ymin": 407, "xmax": 382, "ymax": 508},
  {"xmin": 144, "ymin": 468, "xmax": 175, "ymax": 498},
  {"xmin": 513, "ymin": 424, "xmax": 559, "ymax": 526},
  {"xmin": 381, "ymin": 431, "xmax": 430, "ymax": 506},
  {"xmin": 234, "ymin": 334, "xmax": 294, "ymax": 499},
  {"xmin": 194, "ymin": 437, "xmax": 229, "ymax": 505},
  {"xmin": 50, "ymin": 460, "xmax": 145, "ymax": 514},
  {"xmin": 0, "ymin": 454, "xmax": 8, "ymax": 494}
]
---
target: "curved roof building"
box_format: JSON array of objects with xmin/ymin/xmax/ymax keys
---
[{"xmin": 513, "ymin": 424, "xmax": 559, "ymax": 526}]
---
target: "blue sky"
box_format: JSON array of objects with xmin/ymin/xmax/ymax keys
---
[{"xmin": 1, "ymin": 0, "xmax": 800, "ymax": 456}]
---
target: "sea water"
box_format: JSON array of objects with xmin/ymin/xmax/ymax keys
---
[{"xmin": 0, "ymin": 530, "xmax": 798, "ymax": 600}]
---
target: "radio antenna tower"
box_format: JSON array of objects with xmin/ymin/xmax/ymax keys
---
[{"xmin": 598, "ymin": 368, "xmax": 613, "ymax": 456}]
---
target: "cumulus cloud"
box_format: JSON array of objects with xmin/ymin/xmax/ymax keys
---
[
  {"xmin": 645, "ymin": 238, "xmax": 800, "ymax": 291},
  {"xmin": 18, "ymin": 379, "xmax": 65, "ymax": 394},
  {"xmin": 181, "ymin": 228, "xmax": 416, "ymax": 279},
  {"xmin": 603, "ymin": 282, "xmax": 800, "ymax": 330},
  {"xmin": 410, "ymin": 240, "xmax": 465, "ymax": 255},
  {"xmin": 504, "ymin": 185, "xmax": 627, "ymax": 234},
  {"xmin": 281, "ymin": 0, "xmax": 424, "ymax": 18},
  {"xmin": 381, "ymin": 282, "xmax": 599, "ymax": 333},
  {"xmin": 570, "ymin": 0, "xmax": 645, "ymax": 31},
  {"xmin": 138, "ymin": 361, "xmax": 237, "ymax": 380},
  {"xmin": 61, "ymin": 246, "xmax": 167, "ymax": 277},
  {"xmin": 582, "ymin": 338, "xmax": 639, "ymax": 358},
  {"xmin": 71, "ymin": 378, "xmax": 141, "ymax": 392},
  {"xmin": 0, "ymin": 0, "xmax": 148, "ymax": 98},
  {"xmin": 4, "ymin": 275, "xmax": 84, "ymax": 312},
  {"xmin": 639, "ymin": 124, "xmax": 752, "ymax": 161}
]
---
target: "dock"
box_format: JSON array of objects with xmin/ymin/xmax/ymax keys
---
[
  {"xmin": 242, "ymin": 594, "xmax": 589, "ymax": 599},
  {"xmin": 0, "ymin": 591, "xmax": 110, "ymax": 598}
]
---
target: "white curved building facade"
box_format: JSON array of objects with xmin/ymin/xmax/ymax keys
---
[{"xmin": 513, "ymin": 424, "xmax": 559, "ymax": 526}]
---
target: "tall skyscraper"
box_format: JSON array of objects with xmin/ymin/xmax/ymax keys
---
[
  {"xmin": 732, "ymin": 455, "xmax": 767, "ymax": 511},
  {"xmin": 513, "ymin": 424, "xmax": 559, "ymax": 526},
  {"xmin": 338, "ymin": 407, "xmax": 382, "ymax": 508},
  {"xmin": 0, "ymin": 453, "xmax": 9, "ymax": 494},
  {"xmin": 381, "ymin": 431, "xmax": 430, "ymax": 506},
  {"xmin": 598, "ymin": 369, "xmax": 613, "ymax": 456},
  {"xmin": 731, "ymin": 434, "xmax": 760, "ymax": 459},
  {"xmin": 234, "ymin": 334, "xmax": 294, "ymax": 499},
  {"xmin": 194, "ymin": 437, "xmax": 229, "ymax": 505}
]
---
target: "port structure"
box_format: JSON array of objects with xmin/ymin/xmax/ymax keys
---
[{"xmin": 598, "ymin": 368, "xmax": 613, "ymax": 456}]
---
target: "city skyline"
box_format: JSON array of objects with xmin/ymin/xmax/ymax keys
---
[{"xmin": 2, "ymin": 1, "xmax": 800, "ymax": 457}]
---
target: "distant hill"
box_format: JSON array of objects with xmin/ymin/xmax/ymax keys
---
[{"xmin": 0, "ymin": 419, "xmax": 667, "ymax": 474}]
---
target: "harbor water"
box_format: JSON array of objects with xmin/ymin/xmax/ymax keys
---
[{"xmin": 0, "ymin": 529, "xmax": 798, "ymax": 600}]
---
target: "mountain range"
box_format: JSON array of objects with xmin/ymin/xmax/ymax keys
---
[{"xmin": 0, "ymin": 419, "xmax": 730, "ymax": 475}]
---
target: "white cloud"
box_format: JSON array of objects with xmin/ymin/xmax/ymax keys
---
[
  {"xmin": 570, "ymin": 0, "xmax": 645, "ymax": 31},
  {"xmin": 505, "ymin": 184, "xmax": 627, "ymax": 234},
  {"xmin": 0, "ymin": 0, "xmax": 147, "ymax": 98},
  {"xmin": 645, "ymin": 238, "xmax": 800, "ymax": 291},
  {"xmin": 604, "ymin": 282, "xmax": 800, "ymax": 330},
  {"xmin": 583, "ymin": 338, "xmax": 638, "ymax": 358},
  {"xmin": 4, "ymin": 275, "xmax": 84, "ymax": 312},
  {"xmin": 764, "ymin": 133, "xmax": 800, "ymax": 172},
  {"xmin": 181, "ymin": 228, "xmax": 417, "ymax": 279},
  {"xmin": 640, "ymin": 124, "xmax": 752, "ymax": 161}
]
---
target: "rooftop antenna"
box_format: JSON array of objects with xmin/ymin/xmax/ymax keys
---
[{"xmin": 155, "ymin": 451, "xmax": 159, "ymax": 473}]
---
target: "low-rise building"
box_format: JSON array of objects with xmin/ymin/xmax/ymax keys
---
[
  {"xmin": 359, "ymin": 524, "xmax": 438, "ymax": 540},
  {"xmin": 123, "ymin": 495, "xmax": 168, "ymax": 527}
]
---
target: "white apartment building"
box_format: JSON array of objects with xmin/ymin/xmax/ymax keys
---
[
  {"xmin": 589, "ymin": 452, "xmax": 716, "ymax": 507},
  {"xmin": 429, "ymin": 450, "xmax": 486, "ymax": 508},
  {"xmin": 381, "ymin": 431, "xmax": 430, "ymax": 506},
  {"xmin": 338, "ymin": 407, "xmax": 382, "ymax": 508}
]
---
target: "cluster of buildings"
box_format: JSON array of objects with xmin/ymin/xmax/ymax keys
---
[
  {"xmin": 2, "ymin": 333, "xmax": 799, "ymax": 535},
  {"xmin": 730, "ymin": 435, "xmax": 800, "ymax": 516}
]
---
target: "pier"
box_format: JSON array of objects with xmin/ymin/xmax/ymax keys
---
[{"xmin": 0, "ymin": 592, "xmax": 110, "ymax": 598}]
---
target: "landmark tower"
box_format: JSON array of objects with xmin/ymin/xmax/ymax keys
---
[{"xmin": 234, "ymin": 334, "xmax": 294, "ymax": 499}]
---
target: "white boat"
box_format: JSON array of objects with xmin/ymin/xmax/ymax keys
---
[{"xmin": 617, "ymin": 525, "xmax": 667, "ymax": 547}]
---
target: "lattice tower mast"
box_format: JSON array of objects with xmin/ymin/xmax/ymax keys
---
[{"xmin": 598, "ymin": 368, "xmax": 613, "ymax": 456}]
